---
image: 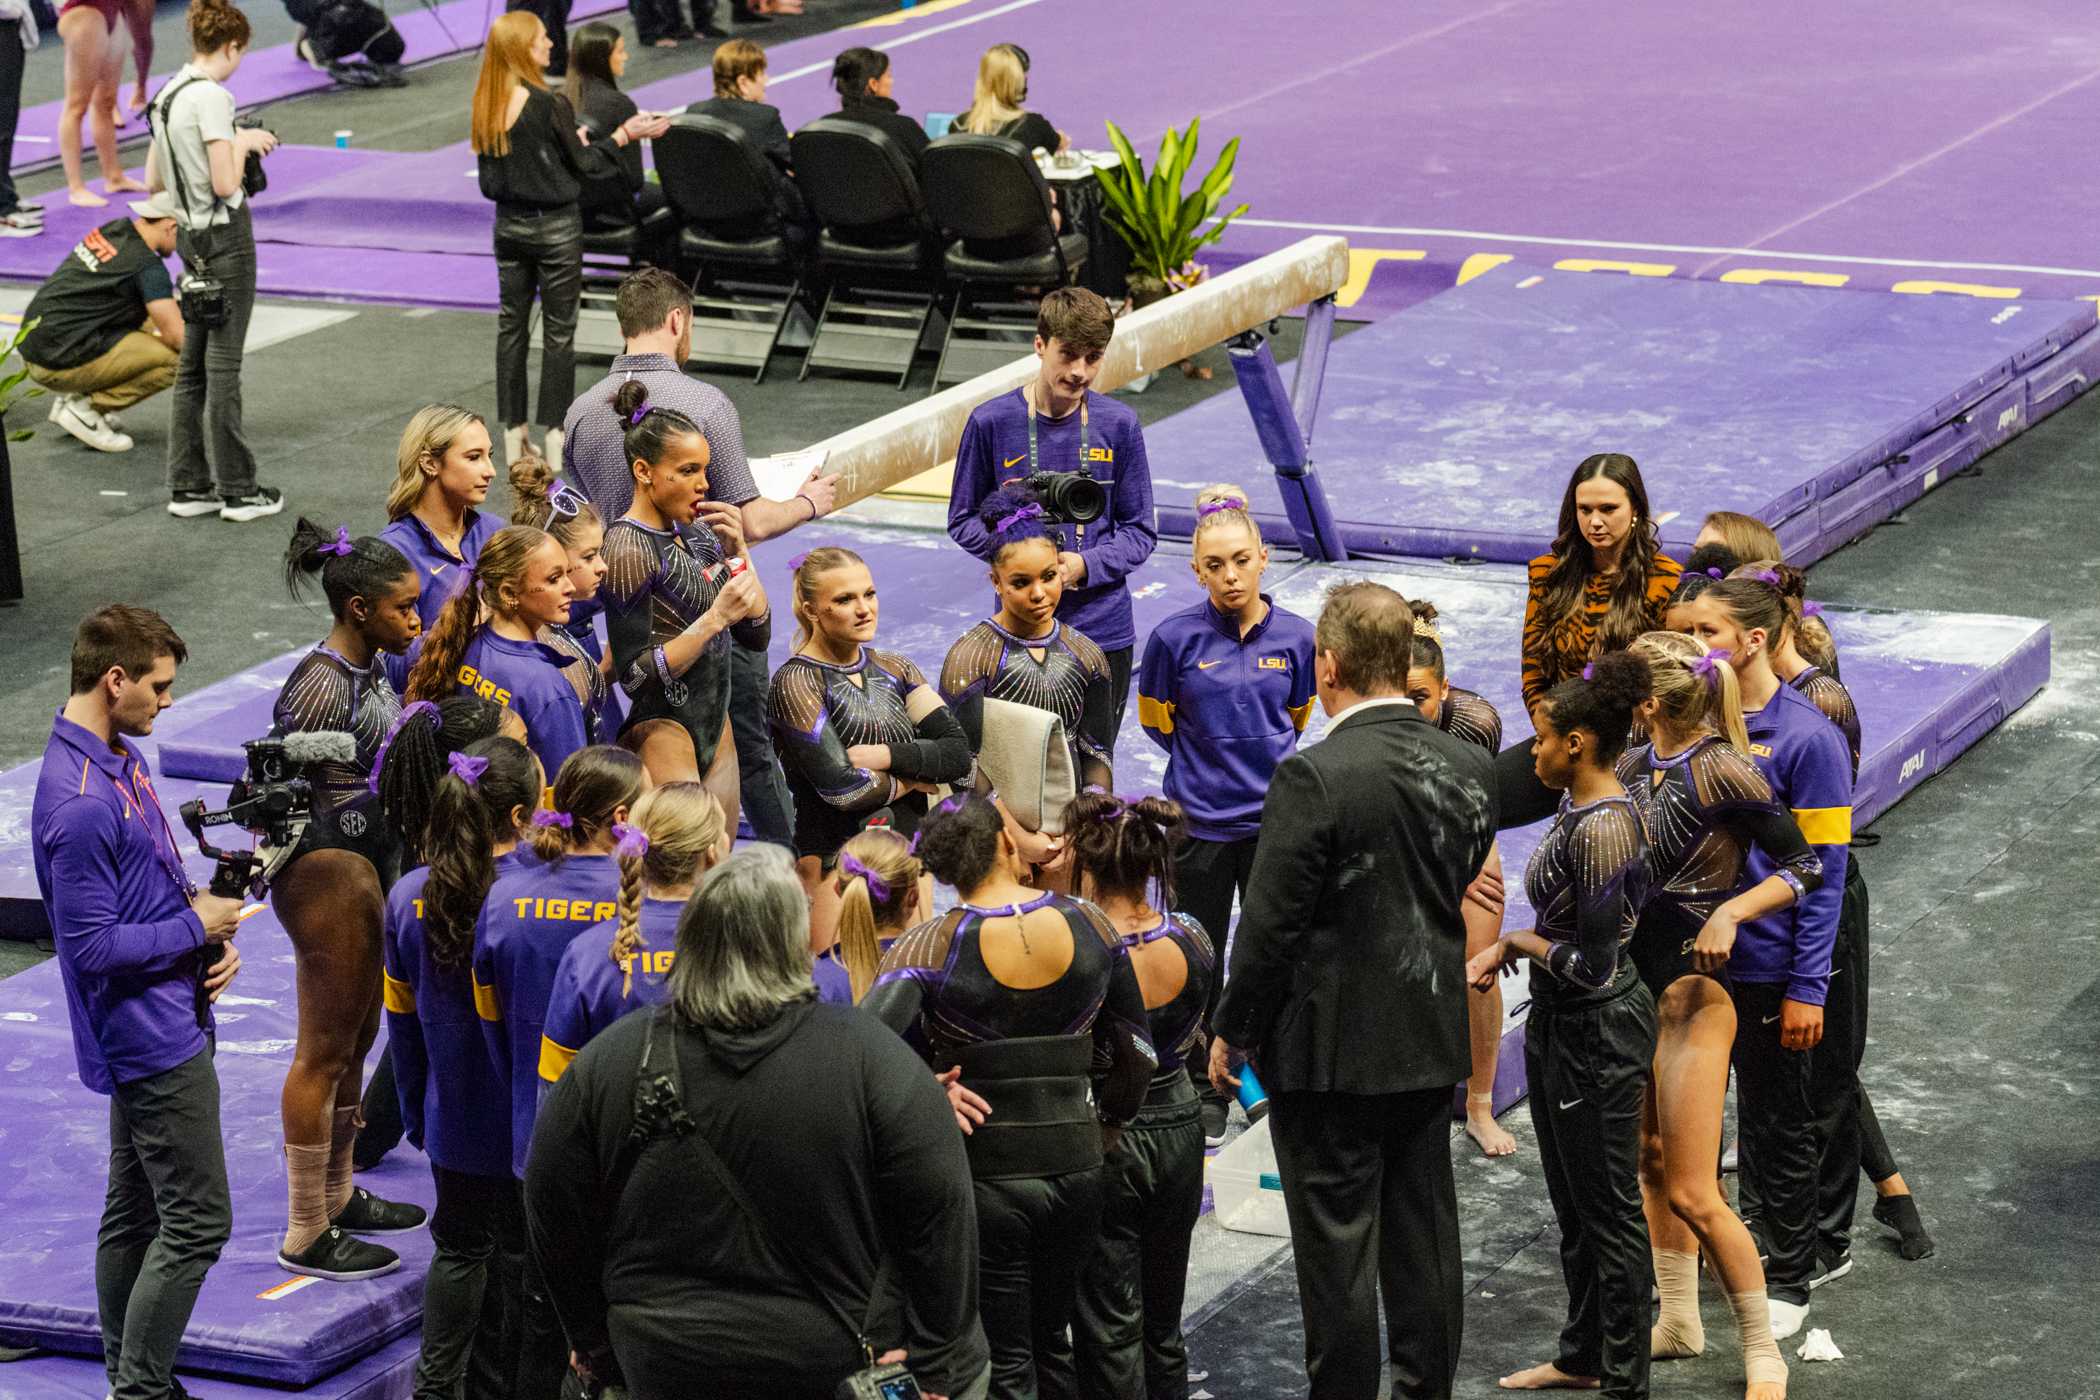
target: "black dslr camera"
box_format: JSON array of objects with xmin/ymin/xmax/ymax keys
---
[
  {"xmin": 178, "ymin": 270, "xmax": 230, "ymax": 329},
  {"xmin": 234, "ymin": 113, "xmax": 271, "ymax": 196},
  {"xmin": 178, "ymin": 733, "xmax": 352, "ymax": 900},
  {"xmin": 1024, "ymin": 469, "xmax": 1106, "ymax": 526}
]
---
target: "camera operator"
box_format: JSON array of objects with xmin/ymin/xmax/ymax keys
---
[
  {"xmin": 144, "ymin": 0, "xmax": 283, "ymax": 524},
  {"xmin": 287, "ymin": 0, "xmax": 409, "ymax": 90},
  {"xmin": 947, "ymin": 287, "xmax": 1156, "ymax": 741},
  {"xmin": 30, "ymin": 604, "xmax": 243, "ymax": 1400}
]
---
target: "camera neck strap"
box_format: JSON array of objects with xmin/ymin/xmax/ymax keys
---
[
  {"xmin": 1024, "ymin": 385, "xmax": 1088, "ymax": 480},
  {"xmin": 618, "ymin": 1007, "xmax": 880, "ymax": 1366},
  {"xmin": 149, "ymin": 74, "xmax": 226, "ymax": 238}
]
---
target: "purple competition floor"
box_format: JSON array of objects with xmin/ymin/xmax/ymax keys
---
[
  {"xmin": 1150, "ymin": 263, "xmax": 2100, "ymax": 567},
  {"xmin": 0, "ymin": 533, "xmax": 2048, "ymax": 1388}
]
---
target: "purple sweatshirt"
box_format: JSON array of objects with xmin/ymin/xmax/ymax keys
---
[
  {"xmin": 947, "ymin": 388, "xmax": 1157, "ymax": 651},
  {"xmin": 1736, "ymin": 684, "xmax": 1853, "ymax": 1006},
  {"xmin": 30, "ymin": 713, "xmax": 209, "ymax": 1094}
]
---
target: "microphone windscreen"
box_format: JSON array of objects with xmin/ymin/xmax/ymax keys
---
[{"xmin": 279, "ymin": 730, "xmax": 360, "ymax": 766}]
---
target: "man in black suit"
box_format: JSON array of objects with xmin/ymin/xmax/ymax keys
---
[{"xmin": 1211, "ymin": 581, "xmax": 1497, "ymax": 1400}]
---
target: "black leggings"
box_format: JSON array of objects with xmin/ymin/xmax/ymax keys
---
[
  {"xmin": 976, "ymin": 1167, "xmax": 1105, "ymax": 1400},
  {"xmin": 1525, "ymin": 967, "xmax": 1657, "ymax": 1399},
  {"xmin": 417, "ymin": 1168, "xmax": 524, "ymax": 1400},
  {"xmin": 1175, "ymin": 834, "xmax": 1257, "ymax": 1103}
]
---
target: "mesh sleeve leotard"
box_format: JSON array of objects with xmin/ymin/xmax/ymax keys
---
[
  {"xmin": 540, "ymin": 623, "xmax": 608, "ymax": 748},
  {"xmin": 272, "ymin": 643, "xmax": 403, "ymax": 874},
  {"xmin": 1124, "ymin": 911, "xmax": 1215, "ymax": 1075},
  {"xmin": 1617, "ymin": 736, "xmax": 1823, "ymax": 997},
  {"xmin": 1788, "ymin": 667, "xmax": 1861, "ymax": 782},
  {"xmin": 863, "ymin": 892, "xmax": 1156, "ymax": 1124},
  {"xmin": 1436, "ymin": 685, "xmax": 1504, "ymax": 754},
  {"xmin": 768, "ymin": 646, "xmax": 974, "ymax": 860},
  {"xmin": 1524, "ymin": 794, "xmax": 1651, "ymax": 997},
  {"xmin": 601, "ymin": 518, "xmax": 772, "ymax": 772},
  {"xmin": 939, "ymin": 619, "xmax": 1116, "ymax": 793}
]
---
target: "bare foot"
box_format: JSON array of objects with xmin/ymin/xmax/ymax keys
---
[
  {"xmin": 1746, "ymin": 1380, "xmax": 1787, "ymax": 1400},
  {"xmin": 104, "ymin": 174, "xmax": 148, "ymax": 194},
  {"xmin": 68, "ymin": 186, "xmax": 109, "ymax": 208},
  {"xmin": 1499, "ymin": 1363, "xmax": 1600, "ymax": 1390},
  {"xmin": 652, "ymin": 35, "xmax": 677, "ymax": 45},
  {"xmin": 1179, "ymin": 357, "xmax": 1213, "ymax": 380},
  {"xmin": 1466, "ymin": 1104, "xmax": 1518, "ymax": 1157}
]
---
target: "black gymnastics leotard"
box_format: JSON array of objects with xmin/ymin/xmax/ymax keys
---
[
  {"xmin": 940, "ymin": 619, "xmax": 1117, "ymax": 794},
  {"xmin": 540, "ymin": 622, "xmax": 610, "ymax": 747},
  {"xmin": 768, "ymin": 647, "xmax": 974, "ymax": 861},
  {"xmin": 1435, "ymin": 685, "xmax": 1504, "ymax": 754},
  {"xmin": 1617, "ymin": 736, "xmax": 1823, "ymax": 998},
  {"xmin": 271, "ymin": 643, "xmax": 402, "ymax": 880},
  {"xmin": 1525, "ymin": 794, "xmax": 1650, "ymax": 998},
  {"xmin": 1788, "ymin": 667, "xmax": 1861, "ymax": 781},
  {"xmin": 601, "ymin": 518, "xmax": 771, "ymax": 772}
]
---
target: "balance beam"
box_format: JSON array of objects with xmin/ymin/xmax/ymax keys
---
[{"xmin": 814, "ymin": 236, "xmax": 1351, "ymax": 507}]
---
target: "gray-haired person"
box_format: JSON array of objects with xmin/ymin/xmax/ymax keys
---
[{"xmin": 524, "ymin": 845, "xmax": 991, "ymax": 1400}]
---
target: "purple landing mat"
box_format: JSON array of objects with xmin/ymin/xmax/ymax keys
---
[
  {"xmin": 0, "ymin": 1333, "xmax": 417, "ymax": 1400},
  {"xmin": 1149, "ymin": 263, "xmax": 2100, "ymax": 568},
  {"xmin": 9, "ymin": 0, "xmax": 628, "ymax": 178}
]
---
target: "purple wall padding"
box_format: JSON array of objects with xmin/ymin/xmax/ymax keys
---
[{"xmin": 1149, "ymin": 263, "xmax": 2098, "ymax": 567}]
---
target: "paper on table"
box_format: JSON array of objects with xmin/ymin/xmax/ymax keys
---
[{"xmin": 749, "ymin": 448, "xmax": 829, "ymax": 502}]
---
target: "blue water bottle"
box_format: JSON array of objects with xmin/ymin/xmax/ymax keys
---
[{"xmin": 1236, "ymin": 1062, "xmax": 1270, "ymax": 1124}]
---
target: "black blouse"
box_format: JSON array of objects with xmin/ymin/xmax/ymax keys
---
[
  {"xmin": 478, "ymin": 86, "xmax": 623, "ymax": 212},
  {"xmin": 826, "ymin": 95, "xmax": 930, "ymax": 168},
  {"xmin": 570, "ymin": 76, "xmax": 644, "ymax": 209}
]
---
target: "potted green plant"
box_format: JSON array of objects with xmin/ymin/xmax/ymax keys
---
[
  {"xmin": 0, "ymin": 316, "xmax": 42, "ymax": 604},
  {"xmin": 1095, "ymin": 115, "xmax": 1249, "ymax": 311}
]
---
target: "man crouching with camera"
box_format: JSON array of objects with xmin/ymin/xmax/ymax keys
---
[
  {"xmin": 145, "ymin": 0, "xmax": 284, "ymax": 525},
  {"xmin": 31, "ymin": 605, "xmax": 244, "ymax": 1400},
  {"xmin": 948, "ymin": 286, "xmax": 1158, "ymax": 741}
]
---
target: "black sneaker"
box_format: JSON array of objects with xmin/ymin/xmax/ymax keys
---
[
  {"xmin": 1808, "ymin": 1252, "xmax": 1853, "ymax": 1289},
  {"xmin": 277, "ymin": 1226, "xmax": 400, "ymax": 1281},
  {"xmin": 332, "ymin": 1186, "xmax": 427, "ymax": 1235},
  {"xmin": 167, "ymin": 490, "xmax": 220, "ymax": 518},
  {"xmin": 1201, "ymin": 1098, "xmax": 1229, "ymax": 1148},
  {"xmin": 220, "ymin": 486, "xmax": 285, "ymax": 522}
]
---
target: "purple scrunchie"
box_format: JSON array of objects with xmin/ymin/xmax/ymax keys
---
[
  {"xmin": 788, "ymin": 552, "xmax": 810, "ymax": 573},
  {"xmin": 838, "ymin": 851, "xmax": 890, "ymax": 902},
  {"xmin": 1581, "ymin": 662, "xmax": 1596, "ymax": 681},
  {"xmin": 625, "ymin": 404, "xmax": 651, "ymax": 427},
  {"xmin": 1690, "ymin": 648, "xmax": 1731, "ymax": 685},
  {"xmin": 1196, "ymin": 497, "xmax": 1246, "ymax": 518},
  {"xmin": 611, "ymin": 821, "xmax": 650, "ymax": 859},
  {"xmin": 318, "ymin": 525, "xmax": 354, "ymax": 558},
  {"xmin": 994, "ymin": 503, "xmax": 1046, "ymax": 536},
  {"xmin": 1753, "ymin": 568, "xmax": 1781, "ymax": 586},
  {"xmin": 1802, "ymin": 599, "xmax": 1824, "ymax": 618},
  {"xmin": 447, "ymin": 752, "xmax": 489, "ymax": 786},
  {"xmin": 533, "ymin": 810, "xmax": 574, "ymax": 830},
  {"xmin": 365, "ymin": 700, "xmax": 442, "ymax": 794},
  {"xmin": 1703, "ymin": 566, "xmax": 1725, "ymax": 579}
]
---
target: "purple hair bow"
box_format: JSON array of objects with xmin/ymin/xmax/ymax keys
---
[
  {"xmin": 625, "ymin": 404, "xmax": 651, "ymax": 427},
  {"xmin": 788, "ymin": 552, "xmax": 810, "ymax": 572},
  {"xmin": 1802, "ymin": 599, "xmax": 1824, "ymax": 618},
  {"xmin": 1703, "ymin": 566, "xmax": 1725, "ymax": 579},
  {"xmin": 533, "ymin": 810, "xmax": 574, "ymax": 830},
  {"xmin": 447, "ymin": 752, "xmax": 489, "ymax": 785},
  {"xmin": 1690, "ymin": 648, "xmax": 1732, "ymax": 684},
  {"xmin": 838, "ymin": 851, "xmax": 890, "ymax": 902},
  {"xmin": 319, "ymin": 525, "xmax": 354, "ymax": 558},
  {"xmin": 1196, "ymin": 497, "xmax": 1246, "ymax": 518},
  {"xmin": 1581, "ymin": 662, "xmax": 1596, "ymax": 681},
  {"xmin": 611, "ymin": 821, "xmax": 650, "ymax": 859},
  {"xmin": 366, "ymin": 700, "xmax": 441, "ymax": 794},
  {"xmin": 1753, "ymin": 568, "xmax": 1781, "ymax": 586},
  {"xmin": 994, "ymin": 503, "xmax": 1046, "ymax": 535}
]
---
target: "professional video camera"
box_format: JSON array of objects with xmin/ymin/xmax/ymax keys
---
[
  {"xmin": 1024, "ymin": 470, "xmax": 1106, "ymax": 527},
  {"xmin": 178, "ymin": 732, "xmax": 356, "ymax": 901}
]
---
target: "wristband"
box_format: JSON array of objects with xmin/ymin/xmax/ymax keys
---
[
  {"xmin": 797, "ymin": 491, "xmax": 818, "ymax": 521},
  {"xmin": 1776, "ymin": 868, "xmax": 1807, "ymax": 901}
]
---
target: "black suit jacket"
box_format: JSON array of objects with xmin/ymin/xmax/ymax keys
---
[
  {"xmin": 687, "ymin": 96, "xmax": 793, "ymax": 173},
  {"xmin": 1213, "ymin": 701, "xmax": 1497, "ymax": 1095}
]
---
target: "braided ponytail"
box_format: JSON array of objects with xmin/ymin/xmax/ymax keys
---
[{"xmin": 608, "ymin": 782, "xmax": 725, "ymax": 996}]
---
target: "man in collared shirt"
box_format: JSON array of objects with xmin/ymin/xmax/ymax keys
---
[
  {"xmin": 31, "ymin": 605, "xmax": 244, "ymax": 1400},
  {"xmin": 562, "ymin": 268, "xmax": 841, "ymax": 849}
]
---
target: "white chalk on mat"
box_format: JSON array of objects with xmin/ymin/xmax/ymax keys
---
[{"xmin": 1797, "ymin": 1327, "xmax": 1844, "ymax": 1361}]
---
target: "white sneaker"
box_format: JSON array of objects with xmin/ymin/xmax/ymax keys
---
[
  {"xmin": 53, "ymin": 395, "xmax": 134, "ymax": 452},
  {"xmin": 503, "ymin": 424, "xmax": 529, "ymax": 465},
  {"xmin": 102, "ymin": 409, "xmax": 124, "ymax": 434},
  {"xmin": 543, "ymin": 426, "xmax": 564, "ymax": 472},
  {"xmin": 1768, "ymin": 1297, "xmax": 1809, "ymax": 1340},
  {"xmin": 0, "ymin": 211, "xmax": 42, "ymax": 237}
]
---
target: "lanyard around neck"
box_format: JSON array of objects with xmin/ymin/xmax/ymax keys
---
[{"xmin": 1025, "ymin": 388, "xmax": 1088, "ymax": 479}]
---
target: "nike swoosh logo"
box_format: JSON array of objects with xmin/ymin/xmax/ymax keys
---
[
  {"xmin": 1762, "ymin": 1013, "xmax": 1781, "ymax": 1024},
  {"xmin": 1003, "ymin": 454, "xmax": 1027, "ymax": 469},
  {"xmin": 1558, "ymin": 1098, "xmax": 1583, "ymax": 1110},
  {"xmin": 1196, "ymin": 659, "xmax": 1224, "ymax": 670},
  {"xmin": 429, "ymin": 564, "xmax": 449, "ymax": 576}
]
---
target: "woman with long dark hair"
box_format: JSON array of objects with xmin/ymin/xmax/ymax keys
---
[
  {"xmin": 1469, "ymin": 652, "xmax": 1658, "ymax": 1397},
  {"xmin": 269, "ymin": 520, "xmax": 428, "ymax": 1281},
  {"xmin": 1619, "ymin": 631, "xmax": 1808, "ymax": 1398},
  {"xmin": 382, "ymin": 735, "xmax": 541, "ymax": 1394},
  {"xmin": 149, "ymin": 0, "xmax": 283, "ymax": 522},
  {"xmin": 771, "ymin": 545, "xmax": 972, "ymax": 930},
  {"xmin": 600, "ymin": 379, "xmax": 771, "ymax": 816},
  {"xmin": 474, "ymin": 743, "xmax": 647, "ymax": 1396},
  {"xmin": 471, "ymin": 10, "xmax": 666, "ymax": 468},
  {"xmin": 406, "ymin": 523, "xmax": 595, "ymax": 781},
  {"xmin": 864, "ymin": 794, "xmax": 1155, "ymax": 1399},
  {"xmin": 1065, "ymin": 793, "xmax": 1214, "ymax": 1400},
  {"xmin": 1678, "ymin": 576, "xmax": 1855, "ymax": 1340},
  {"xmin": 562, "ymin": 23, "xmax": 670, "ymax": 241}
]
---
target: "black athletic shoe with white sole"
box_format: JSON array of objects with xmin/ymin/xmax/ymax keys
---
[
  {"xmin": 277, "ymin": 1226, "xmax": 400, "ymax": 1282},
  {"xmin": 220, "ymin": 486, "xmax": 285, "ymax": 522},
  {"xmin": 1201, "ymin": 1098, "xmax": 1229, "ymax": 1148},
  {"xmin": 1808, "ymin": 1252, "xmax": 1853, "ymax": 1289},
  {"xmin": 332, "ymin": 1186, "xmax": 427, "ymax": 1235},
  {"xmin": 167, "ymin": 490, "xmax": 221, "ymax": 518}
]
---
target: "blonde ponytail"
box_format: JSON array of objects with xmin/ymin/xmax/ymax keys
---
[
  {"xmin": 1630, "ymin": 630, "xmax": 1748, "ymax": 753},
  {"xmin": 832, "ymin": 827, "xmax": 921, "ymax": 1003}
]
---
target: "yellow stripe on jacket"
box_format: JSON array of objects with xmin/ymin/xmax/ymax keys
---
[
  {"xmin": 538, "ymin": 1035, "xmax": 578, "ymax": 1083},
  {"xmin": 381, "ymin": 969, "xmax": 416, "ymax": 1015},
  {"xmin": 1791, "ymin": 806, "xmax": 1852, "ymax": 846},
  {"xmin": 1137, "ymin": 694, "xmax": 1175, "ymax": 736},
  {"xmin": 473, "ymin": 974, "xmax": 503, "ymax": 1022}
]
